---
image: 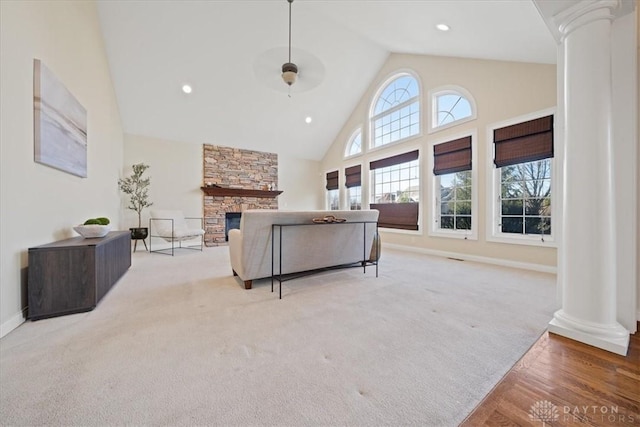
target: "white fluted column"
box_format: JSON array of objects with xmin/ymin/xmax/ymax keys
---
[{"xmin": 548, "ymin": 0, "xmax": 629, "ymax": 355}]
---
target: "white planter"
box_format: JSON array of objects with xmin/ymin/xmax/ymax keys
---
[{"xmin": 73, "ymin": 224, "xmax": 112, "ymax": 238}]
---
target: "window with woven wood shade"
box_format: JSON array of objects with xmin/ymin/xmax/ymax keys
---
[
  {"xmin": 370, "ymin": 203, "xmax": 418, "ymax": 230},
  {"xmin": 345, "ymin": 165, "xmax": 361, "ymax": 188},
  {"xmin": 325, "ymin": 170, "xmax": 339, "ymax": 190},
  {"xmin": 493, "ymin": 115, "xmax": 553, "ymax": 168},
  {"xmin": 433, "ymin": 136, "xmax": 472, "ymax": 176},
  {"xmin": 369, "ymin": 149, "xmax": 419, "ymax": 170},
  {"xmin": 369, "ymin": 149, "xmax": 420, "ymax": 230}
]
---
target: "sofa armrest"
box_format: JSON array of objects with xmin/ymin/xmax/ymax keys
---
[{"xmin": 228, "ymin": 228, "xmax": 243, "ymax": 277}]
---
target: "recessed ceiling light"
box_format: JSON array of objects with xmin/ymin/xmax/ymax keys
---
[
  {"xmin": 182, "ymin": 84, "xmax": 192, "ymax": 94},
  {"xmin": 436, "ymin": 24, "xmax": 450, "ymax": 32},
  {"xmin": 305, "ymin": 116, "xmax": 312, "ymax": 124}
]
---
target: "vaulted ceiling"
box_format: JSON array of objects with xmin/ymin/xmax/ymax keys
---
[{"xmin": 96, "ymin": 0, "xmax": 557, "ymax": 161}]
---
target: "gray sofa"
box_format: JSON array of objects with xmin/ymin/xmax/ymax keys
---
[{"xmin": 228, "ymin": 209, "xmax": 379, "ymax": 289}]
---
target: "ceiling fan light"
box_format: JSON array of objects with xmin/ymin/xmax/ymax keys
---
[{"xmin": 282, "ymin": 62, "xmax": 298, "ymax": 86}]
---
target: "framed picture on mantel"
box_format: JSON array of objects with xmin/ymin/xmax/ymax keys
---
[{"xmin": 33, "ymin": 59, "xmax": 88, "ymax": 178}]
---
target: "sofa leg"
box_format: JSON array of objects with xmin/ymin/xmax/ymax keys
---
[
  {"xmin": 232, "ymin": 269, "xmax": 238, "ymax": 277},
  {"xmin": 244, "ymin": 280, "xmax": 252, "ymax": 290}
]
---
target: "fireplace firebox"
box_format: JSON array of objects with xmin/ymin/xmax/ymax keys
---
[{"xmin": 225, "ymin": 212, "xmax": 242, "ymax": 241}]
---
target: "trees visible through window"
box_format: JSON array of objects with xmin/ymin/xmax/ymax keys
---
[
  {"xmin": 433, "ymin": 135, "xmax": 473, "ymax": 234},
  {"xmin": 327, "ymin": 190, "xmax": 339, "ymax": 210},
  {"xmin": 345, "ymin": 165, "xmax": 362, "ymax": 210},
  {"xmin": 500, "ymin": 160, "xmax": 551, "ymax": 235},
  {"xmin": 371, "ymin": 74, "xmax": 420, "ymax": 148},
  {"xmin": 326, "ymin": 170, "xmax": 339, "ymax": 210},
  {"xmin": 492, "ymin": 114, "xmax": 554, "ymax": 240},
  {"xmin": 371, "ymin": 160, "xmax": 419, "ymax": 203},
  {"xmin": 348, "ymin": 186, "xmax": 361, "ymax": 210},
  {"xmin": 439, "ymin": 171, "xmax": 472, "ymax": 230}
]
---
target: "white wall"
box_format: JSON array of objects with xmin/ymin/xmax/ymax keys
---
[
  {"xmin": 0, "ymin": 1, "xmax": 124, "ymax": 337},
  {"xmin": 321, "ymin": 53, "xmax": 557, "ymax": 270},
  {"xmin": 123, "ymin": 134, "xmax": 203, "ymax": 227},
  {"xmin": 123, "ymin": 135, "xmax": 322, "ymax": 220},
  {"xmin": 278, "ymin": 155, "xmax": 322, "ymax": 210}
]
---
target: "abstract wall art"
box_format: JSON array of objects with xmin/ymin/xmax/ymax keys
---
[{"xmin": 33, "ymin": 59, "xmax": 87, "ymax": 177}]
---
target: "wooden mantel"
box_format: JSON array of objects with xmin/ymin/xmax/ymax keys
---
[{"xmin": 201, "ymin": 187, "xmax": 283, "ymax": 198}]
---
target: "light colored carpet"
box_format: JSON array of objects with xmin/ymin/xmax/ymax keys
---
[{"xmin": 0, "ymin": 246, "xmax": 557, "ymax": 426}]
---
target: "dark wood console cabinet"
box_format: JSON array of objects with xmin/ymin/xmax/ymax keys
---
[{"xmin": 28, "ymin": 231, "xmax": 131, "ymax": 320}]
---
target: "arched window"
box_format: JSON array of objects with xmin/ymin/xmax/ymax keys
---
[
  {"xmin": 344, "ymin": 129, "xmax": 362, "ymax": 157},
  {"xmin": 370, "ymin": 74, "xmax": 420, "ymax": 148},
  {"xmin": 430, "ymin": 86, "xmax": 476, "ymax": 131}
]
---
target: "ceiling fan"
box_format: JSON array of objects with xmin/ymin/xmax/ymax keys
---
[{"xmin": 252, "ymin": 0, "xmax": 324, "ymax": 94}]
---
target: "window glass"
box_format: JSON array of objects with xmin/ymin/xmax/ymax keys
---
[
  {"xmin": 327, "ymin": 189, "xmax": 340, "ymax": 210},
  {"xmin": 500, "ymin": 159, "xmax": 551, "ymax": 236},
  {"xmin": 437, "ymin": 170, "xmax": 472, "ymax": 231},
  {"xmin": 371, "ymin": 75, "xmax": 420, "ymax": 147},
  {"xmin": 345, "ymin": 130, "xmax": 362, "ymax": 157},
  {"xmin": 435, "ymin": 93, "xmax": 472, "ymax": 127},
  {"xmin": 348, "ymin": 186, "xmax": 361, "ymax": 210},
  {"xmin": 371, "ymin": 159, "xmax": 419, "ymax": 204}
]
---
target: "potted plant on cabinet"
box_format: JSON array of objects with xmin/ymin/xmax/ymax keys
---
[{"xmin": 118, "ymin": 163, "xmax": 153, "ymax": 251}]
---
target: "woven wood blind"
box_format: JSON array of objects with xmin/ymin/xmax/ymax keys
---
[
  {"xmin": 325, "ymin": 170, "xmax": 339, "ymax": 190},
  {"xmin": 370, "ymin": 149, "xmax": 419, "ymax": 170},
  {"xmin": 433, "ymin": 136, "xmax": 472, "ymax": 176},
  {"xmin": 345, "ymin": 165, "xmax": 361, "ymax": 188},
  {"xmin": 494, "ymin": 115, "xmax": 554, "ymax": 168},
  {"xmin": 370, "ymin": 203, "xmax": 419, "ymax": 230}
]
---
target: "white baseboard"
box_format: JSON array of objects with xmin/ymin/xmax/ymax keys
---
[
  {"xmin": 383, "ymin": 243, "xmax": 557, "ymax": 274},
  {"xmin": 0, "ymin": 309, "xmax": 26, "ymax": 339}
]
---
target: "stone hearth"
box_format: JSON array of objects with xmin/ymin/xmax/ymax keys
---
[{"xmin": 203, "ymin": 145, "xmax": 279, "ymax": 246}]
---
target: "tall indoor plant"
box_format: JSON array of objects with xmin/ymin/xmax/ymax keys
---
[{"xmin": 118, "ymin": 163, "xmax": 153, "ymax": 249}]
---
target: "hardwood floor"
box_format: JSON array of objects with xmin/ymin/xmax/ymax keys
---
[{"xmin": 461, "ymin": 323, "xmax": 640, "ymax": 426}]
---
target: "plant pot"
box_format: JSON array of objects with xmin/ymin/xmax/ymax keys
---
[
  {"xmin": 73, "ymin": 224, "xmax": 112, "ymax": 238},
  {"xmin": 129, "ymin": 227, "xmax": 148, "ymax": 240}
]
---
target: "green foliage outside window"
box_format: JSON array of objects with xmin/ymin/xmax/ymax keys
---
[
  {"xmin": 439, "ymin": 170, "xmax": 472, "ymax": 230},
  {"xmin": 500, "ymin": 159, "xmax": 551, "ymax": 235}
]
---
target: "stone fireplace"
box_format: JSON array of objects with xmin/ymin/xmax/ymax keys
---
[{"xmin": 202, "ymin": 144, "xmax": 279, "ymax": 246}]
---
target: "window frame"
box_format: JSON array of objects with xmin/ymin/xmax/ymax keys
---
[
  {"xmin": 486, "ymin": 108, "xmax": 557, "ymax": 247},
  {"xmin": 325, "ymin": 169, "xmax": 340, "ymax": 210},
  {"xmin": 368, "ymin": 146, "xmax": 422, "ymax": 234},
  {"xmin": 368, "ymin": 71, "xmax": 422, "ymax": 152},
  {"xmin": 428, "ymin": 130, "xmax": 478, "ymax": 240},
  {"xmin": 344, "ymin": 128, "xmax": 363, "ymax": 159},
  {"xmin": 345, "ymin": 163, "xmax": 363, "ymax": 210},
  {"xmin": 428, "ymin": 85, "xmax": 477, "ymax": 134}
]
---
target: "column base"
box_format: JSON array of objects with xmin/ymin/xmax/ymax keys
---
[{"xmin": 548, "ymin": 310, "xmax": 630, "ymax": 356}]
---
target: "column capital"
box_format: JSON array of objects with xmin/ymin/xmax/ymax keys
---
[
  {"xmin": 534, "ymin": 0, "xmax": 635, "ymax": 42},
  {"xmin": 555, "ymin": 0, "xmax": 620, "ymax": 39}
]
